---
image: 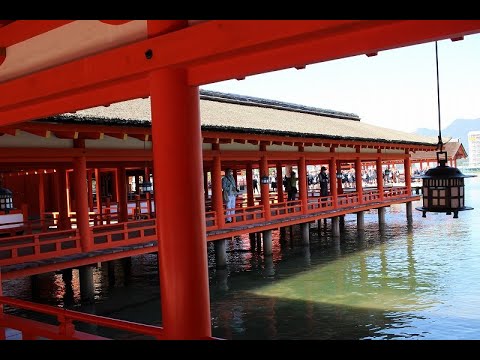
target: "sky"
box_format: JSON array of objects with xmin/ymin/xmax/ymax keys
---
[{"xmin": 200, "ymin": 34, "xmax": 480, "ymax": 134}]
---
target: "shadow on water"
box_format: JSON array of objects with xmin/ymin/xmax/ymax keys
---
[{"xmin": 4, "ymin": 177, "xmax": 480, "ymax": 339}]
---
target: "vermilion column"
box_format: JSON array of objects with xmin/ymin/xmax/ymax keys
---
[
  {"xmin": 58, "ymin": 169, "xmax": 71, "ymax": 230},
  {"xmin": 336, "ymin": 160, "xmax": 343, "ymax": 195},
  {"xmin": 404, "ymin": 155, "xmax": 412, "ymax": 194},
  {"xmin": 276, "ymin": 163, "xmax": 284, "ymax": 202},
  {"xmin": 87, "ymin": 169, "xmax": 94, "ymax": 212},
  {"xmin": 298, "ymin": 156, "xmax": 307, "ymax": 213},
  {"xmin": 329, "ymin": 157, "xmax": 338, "ymax": 207},
  {"xmin": 246, "ymin": 163, "xmax": 254, "ymax": 207},
  {"xmin": 355, "ymin": 157, "xmax": 363, "ymax": 204},
  {"xmin": 73, "ymin": 156, "xmax": 92, "ymax": 252},
  {"xmin": 38, "ymin": 172, "xmax": 45, "ymax": 228},
  {"xmin": 376, "ymin": 157, "xmax": 384, "ymax": 200},
  {"xmin": 260, "ymin": 155, "xmax": 271, "ymax": 220},
  {"xmin": 150, "ymin": 67, "xmax": 211, "ymax": 339},
  {"xmin": 212, "ymin": 156, "xmax": 224, "ymax": 228},
  {"xmin": 95, "ymin": 169, "xmax": 102, "ymax": 222},
  {"xmin": 116, "ymin": 167, "xmax": 128, "ymax": 223}
]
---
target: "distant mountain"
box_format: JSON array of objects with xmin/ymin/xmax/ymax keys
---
[{"xmin": 413, "ymin": 118, "xmax": 480, "ymax": 154}]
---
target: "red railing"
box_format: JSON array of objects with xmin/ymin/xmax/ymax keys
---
[
  {"xmin": 384, "ymin": 186, "xmax": 408, "ymax": 198},
  {"xmin": 0, "ymin": 296, "xmax": 165, "ymax": 340},
  {"xmin": 0, "ymin": 187, "xmax": 416, "ymax": 268},
  {"xmin": 270, "ymin": 200, "xmax": 303, "ymax": 219},
  {"xmin": 222, "ymin": 205, "xmax": 265, "ymax": 227},
  {"xmin": 337, "ymin": 192, "xmax": 359, "ymax": 208},
  {"xmin": 0, "ymin": 229, "xmax": 80, "ymax": 267},
  {"xmin": 306, "ymin": 196, "xmax": 334, "ymax": 213},
  {"xmin": 91, "ymin": 219, "xmax": 157, "ymax": 251}
]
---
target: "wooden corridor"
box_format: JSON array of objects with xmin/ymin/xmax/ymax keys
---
[{"xmin": 0, "ymin": 186, "xmax": 419, "ymax": 280}]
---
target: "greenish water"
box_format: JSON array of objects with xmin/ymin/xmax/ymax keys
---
[{"xmin": 4, "ymin": 177, "xmax": 480, "ymax": 339}]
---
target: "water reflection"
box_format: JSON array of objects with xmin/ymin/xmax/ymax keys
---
[{"xmin": 3, "ymin": 178, "xmax": 480, "ymax": 339}]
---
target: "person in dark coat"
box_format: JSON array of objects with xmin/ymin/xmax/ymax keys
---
[{"xmin": 319, "ymin": 166, "xmax": 329, "ymax": 197}]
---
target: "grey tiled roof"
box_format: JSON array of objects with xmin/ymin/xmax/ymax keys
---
[{"xmin": 39, "ymin": 90, "xmax": 438, "ymax": 146}]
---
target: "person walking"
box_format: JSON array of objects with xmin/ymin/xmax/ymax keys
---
[
  {"xmin": 222, "ymin": 168, "xmax": 239, "ymax": 223},
  {"xmin": 287, "ymin": 170, "xmax": 298, "ymax": 201},
  {"xmin": 319, "ymin": 166, "xmax": 329, "ymax": 197},
  {"xmin": 252, "ymin": 177, "xmax": 259, "ymax": 193}
]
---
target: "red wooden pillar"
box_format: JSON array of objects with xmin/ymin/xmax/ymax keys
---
[
  {"xmin": 404, "ymin": 154, "xmax": 412, "ymax": 194},
  {"xmin": 336, "ymin": 160, "xmax": 343, "ymax": 195},
  {"xmin": 212, "ymin": 156, "xmax": 224, "ymax": 228},
  {"xmin": 376, "ymin": 157, "xmax": 384, "ymax": 200},
  {"xmin": 116, "ymin": 167, "xmax": 128, "ymax": 223},
  {"xmin": 95, "ymin": 169, "xmax": 102, "ymax": 223},
  {"xmin": 87, "ymin": 169, "xmax": 94, "ymax": 212},
  {"xmin": 73, "ymin": 156, "xmax": 92, "ymax": 252},
  {"xmin": 329, "ymin": 157, "xmax": 338, "ymax": 208},
  {"xmin": 276, "ymin": 162, "xmax": 284, "ymax": 203},
  {"xmin": 260, "ymin": 155, "xmax": 271, "ymax": 221},
  {"xmin": 246, "ymin": 163, "xmax": 254, "ymax": 207},
  {"xmin": 298, "ymin": 156, "xmax": 308, "ymax": 213},
  {"xmin": 355, "ymin": 157, "xmax": 363, "ymax": 204},
  {"xmin": 58, "ymin": 169, "xmax": 71, "ymax": 230},
  {"xmin": 66, "ymin": 170, "xmax": 71, "ymax": 214},
  {"xmin": 149, "ymin": 66, "xmax": 211, "ymax": 339},
  {"xmin": 38, "ymin": 172, "xmax": 45, "ymax": 229},
  {"xmin": 144, "ymin": 167, "xmax": 150, "ymax": 184}
]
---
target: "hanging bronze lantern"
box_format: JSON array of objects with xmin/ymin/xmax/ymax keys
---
[
  {"xmin": 415, "ymin": 150, "xmax": 475, "ymax": 218},
  {"xmin": 415, "ymin": 41, "xmax": 475, "ymax": 219},
  {"xmin": 0, "ymin": 187, "xmax": 13, "ymax": 212}
]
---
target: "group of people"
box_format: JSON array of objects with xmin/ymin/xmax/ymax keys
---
[{"xmin": 222, "ymin": 166, "xmax": 330, "ymax": 223}]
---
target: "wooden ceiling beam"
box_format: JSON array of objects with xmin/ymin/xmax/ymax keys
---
[
  {"xmin": 78, "ymin": 132, "xmax": 104, "ymax": 140},
  {"xmin": 23, "ymin": 129, "xmax": 51, "ymax": 138}
]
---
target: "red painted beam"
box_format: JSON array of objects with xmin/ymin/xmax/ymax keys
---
[
  {"xmin": 0, "ymin": 75, "xmax": 148, "ymax": 125},
  {"xmin": 1, "ymin": 20, "xmax": 479, "ymax": 126},
  {"xmin": 0, "ymin": 20, "xmax": 74, "ymax": 47},
  {"xmin": 188, "ymin": 20, "xmax": 480, "ymax": 85}
]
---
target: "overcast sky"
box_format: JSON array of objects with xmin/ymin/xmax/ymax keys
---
[{"xmin": 201, "ymin": 34, "xmax": 480, "ymax": 133}]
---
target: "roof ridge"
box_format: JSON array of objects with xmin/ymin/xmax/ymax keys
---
[{"xmin": 199, "ymin": 89, "xmax": 360, "ymax": 121}]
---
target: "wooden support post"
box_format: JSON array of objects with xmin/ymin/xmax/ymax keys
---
[
  {"xmin": 214, "ymin": 239, "xmax": 228, "ymax": 269},
  {"xmin": 263, "ymin": 229, "xmax": 273, "ymax": 256},
  {"xmin": 73, "ymin": 156, "xmax": 92, "ymax": 252},
  {"xmin": 329, "ymin": 157, "xmax": 338, "ymax": 208},
  {"xmin": 357, "ymin": 211, "xmax": 365, "ymax": 230},
  {"xmin": 355, "ymin": 157, "xmax": 363, "ymax": 204},
  {"xmin": 150, "ymin": 64, "xmax": 211, "ymax": 339},
  {"xmin": 301, "ymin": 223, "xmax": 309, "ymax": 246},
  {"xmin": 376, "ymin": 158, "xmax": 384, "ymax": 200},
  {"xmin": 299, "ymin": 156, "xmax": 307, "ymax": 214},
  {"xmin": 212, "ymin": 156, "xmax": 224, "ymax": 228},
  {"xmin": 332, "ymin": 216, "xmax": 340, "ymax": 237},
  {"xmin": 260, "ymin": 155, "xmax": 271, "ymax": 221}
]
